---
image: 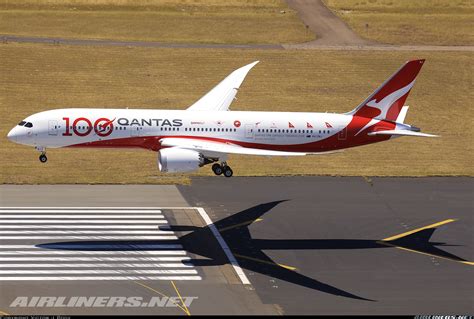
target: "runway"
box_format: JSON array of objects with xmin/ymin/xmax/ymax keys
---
[
  {"xmin": 179, "ymin": 177, "xmax": 473, "ymax": 314},
  {"xmin": 0, "ymin": 177, "xmax": 472, "ymax": 315}
]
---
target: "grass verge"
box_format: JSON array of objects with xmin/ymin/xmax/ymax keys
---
[
  {"xmin": 0, "ymin": 0, "xmax": 313, "ymax": 44},
  {"xmin": 324, "ymin": 0, "xmax": 474, "ymax": 46},
  {"xmin": 0, "ymin": 43, "xmax": 472, "ymax": 183}
]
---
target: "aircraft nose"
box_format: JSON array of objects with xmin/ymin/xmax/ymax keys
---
[{"xmin": 7, "ymin": 127, "xmax": 19, "ymax": 142}]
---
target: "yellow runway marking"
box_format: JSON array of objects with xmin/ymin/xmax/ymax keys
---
[
  {"xmin": 234, "ymin": 253, "xmax": 297, "ymax": 271},
  {"xmin": 171, "ymin": 281, "xmax": 191, "ymax": 316},
  {"xmin": 378, "ymin": 241, "xmax": 473, "ymax": 266},
  {"xmin": 218, "ymin": 219, "xmax": 263, "ymax": 232},
  {"xmin": 378, "ymin": 219, "xmax": 473, "ymax": 266},
  {"xmin": 134, "ymin": 281, "xmax": 190, "ymax": 316},
  {"xmin": 382, "ymin": 219, "xmax": 457, "ymax": 241}
]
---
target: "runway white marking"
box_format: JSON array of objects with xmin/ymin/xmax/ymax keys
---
[
  {"xmin": 0, "ymin": 236, "xmax": 178, "ymax": 240},
  {"xmin": 0, "ymin": 276, "xmax": 202, "ymax": 281},
  {"xmin": 0, "ymin": 225, "xmax": 163, "ymax": 229},
  {"xmin": 0, "ymin": 230, "xmax": 174, "ymax": 234},
  {"xmin": 0, "ymin": 207, "xmax": 186, "ymax": 209},
  {"xmin": 0, "ymin": 210, "xmax": 163, "ymax": 213},
  {"xmin": 0, "ymin": 270, "xmax": 198, "ymax": 274},
  {"xmin": 0, "ymin": 257, "xmax": 189, "ymax": 262},
  {"xmin": 0, "ymin": 220, "xmax": 167, "ymax": 224},
  {"xmin": 0, "ymin": 263, "xmax": 194, "ymax": 268},
  {"xmin": 195, "ymin": 207, "xmax": 250, "ymax": 285},
  {"xmin": 0, "ymin": 245, "xmax": 183, "ymax": 249},
  {"xmin": 0, "ymin": 251, "xmax": 187, "ymax": 255},
  {"xmin": 0, "ymin": 215, "xmax": 164, "ymax": 218},
  {"xmin": 0, "ymin": 207, "xmax": 200, "ymax": 281}
]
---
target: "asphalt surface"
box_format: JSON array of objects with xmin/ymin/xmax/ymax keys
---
[
  {"xmin": 0, "ymin": 178, "xmax": 472, "ymax": 315},
  {"xmin": 0, "ymin": 35, "xmax": 283, "ymax": 50},
  {"xmin": 0, "ymin": 185, "xmax": 277, "ymax": 315},
  {"xmin": 179, "ymin": 177, "xmax": 474, "ymax": 315},
  {"xmin": 3, "ymin": 34, "xmax": 473, "ymax": 52}
]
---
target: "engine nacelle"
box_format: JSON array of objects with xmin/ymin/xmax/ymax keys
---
[{"xmin": 158, "ymin": 147, "xmax": 203, "ymax": 173}]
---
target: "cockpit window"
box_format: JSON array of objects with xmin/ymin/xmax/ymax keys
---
[
  {"xmin": 24, "ymin": 122, "xmax": 33, "ymax": 128},
  {"xmin": 18, "ymin": 121, "xmax": 26, "ymax": 126}
]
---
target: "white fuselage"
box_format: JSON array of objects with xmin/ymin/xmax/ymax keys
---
[{"xmin": 9, "ymin": 108, "xmax": 361, "ymax": 153}]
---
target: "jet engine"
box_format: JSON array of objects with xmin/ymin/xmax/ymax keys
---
[{"xmin": 158, "ymin": 147, "xmax": 203, "ymax": 173}]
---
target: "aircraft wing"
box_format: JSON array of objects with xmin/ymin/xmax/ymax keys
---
[
  {"xmin": 368, "ymin": 130, "xmax": 438, "ymax": 138},
  {"xmin": 186, "ymin": 61, "xmax": 259, "ymax": 112},
  {"xmin": 159, "ymin": 137, "xmax": 308, "ymax": 157}
]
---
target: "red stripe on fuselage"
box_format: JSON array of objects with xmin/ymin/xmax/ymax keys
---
[{"xmin": 67, "ymin": 118, "xmax": 395, "ymax": 153}]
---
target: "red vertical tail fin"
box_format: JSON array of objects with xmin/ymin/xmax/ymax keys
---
[{"xmin": 347, "ymin": 59, "xmax": 425, "ymax": 121}]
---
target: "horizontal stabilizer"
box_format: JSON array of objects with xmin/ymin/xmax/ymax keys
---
[{"xmin": 368, "ymin": 130, "xmax": 438, "ymax": 138}]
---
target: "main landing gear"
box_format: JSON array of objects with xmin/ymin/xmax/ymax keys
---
[
  {"xmin": 36, "ymin": 146, "xmax": 47, "ymax": 163},
  {"xmin": 212, "ymin": 162, "xmax": 233, "ymax": 178}
]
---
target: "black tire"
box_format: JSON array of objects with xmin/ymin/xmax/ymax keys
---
[
  {"xmin": 212, "ymin": 163, "xmax": 223, "ymax": 175},
  {"xmin": 223, "ymin": 166, "xmax": 233, "ymax": 178},
  {"xmin": 39, "ymin": 154, "xmax": 47, "ymax": 163}
]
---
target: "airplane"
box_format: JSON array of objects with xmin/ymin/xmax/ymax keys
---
[
  {"xmin": 7, "ymin": 59, "xmax": 437, "ymax": 177},
  {"xmin": 40, "ymin": 201, "xmax": 472, "ymax": 301}
]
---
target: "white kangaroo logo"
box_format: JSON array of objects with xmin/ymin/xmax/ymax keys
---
[
  {"xmin": 355, "ymin": 80, "xmax": 416, "ymax": 136},
  {"xmin": 366, "ymin": 80, "xmax": 416, "ymax": 119}
]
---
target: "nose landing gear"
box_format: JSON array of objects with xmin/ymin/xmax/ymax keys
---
[
  {"xmin": 39, "ymin": 153, "xmax": 47, "ymax": 163},
  {"xmin": 36, "ymin": 146, "xmax": 47, "ymax": 163},
  {"xmin": 211, "ymin": 162, "xmax": 233, "ymax": 178}
]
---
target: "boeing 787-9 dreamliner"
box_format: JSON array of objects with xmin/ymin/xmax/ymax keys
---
[{"xmin": 7, "ymin": 59, "xmax": 436, "ymax": 177}]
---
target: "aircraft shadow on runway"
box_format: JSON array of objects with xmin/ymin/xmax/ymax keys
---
[{"xmin": 38, "ymin": 201, "xmax": 468, "ymax": 302}]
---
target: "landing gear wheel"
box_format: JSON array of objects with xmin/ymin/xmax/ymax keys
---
[
  {"xmin": 212, "ymin": 163, "xmax": 223, "ymax": 175},
  {"xmin": 223, "ymin": 166, "xmax": 233, "ymax": 178},
  {"xmin": 39, "ymin": 154, "xmax": 47, "ymax": 163}
]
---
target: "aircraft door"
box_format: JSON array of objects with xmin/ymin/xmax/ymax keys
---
[
  {"xmin": 245, "ymin": 124, "xmax": 254, "ymax": 139},
  {"xmin": 48, "ymin": 120, "xmax": 58, "ymax": 136},
  {"xmin": 131, "ymin": 126, "xmax": 141, "ymax": 137},
  {"xmin": 337, "ymin": 127, "xmax": 347, "ymax": 140}
]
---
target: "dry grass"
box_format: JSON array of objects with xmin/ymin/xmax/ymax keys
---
[
  {"xmin": 324, "ymin": 0, "xmax": 474, "ymax": 45},
  {"xmin": 0, "ymin": 0, "xmax": 313, "ymax": 44},
  {"xmin": 0, "ymin": 43, "xmax": 472, "ymax": 184}
]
